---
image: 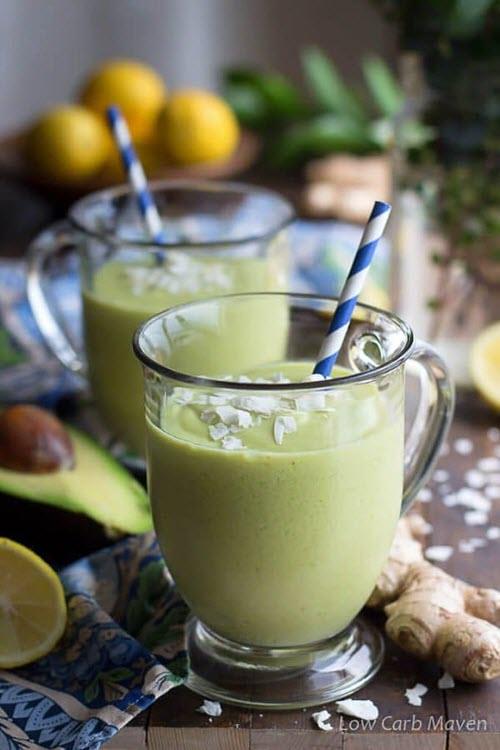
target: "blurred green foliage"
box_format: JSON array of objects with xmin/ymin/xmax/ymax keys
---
[{"xmin": 223, "ymin": 48, "xmax": 433, "ymax": 169}]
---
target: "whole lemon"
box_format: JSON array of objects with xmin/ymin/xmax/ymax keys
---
[
  {"xmin": 26, "ymin": 105, "xmax": 111, "ymax": 185},
  {"xmin": 157, "ymin": 89, "xmax": 240, "ymax": 165},
  {"xmin": 80, "ymin": 59, "xmax": 166, "ymax": 141}
]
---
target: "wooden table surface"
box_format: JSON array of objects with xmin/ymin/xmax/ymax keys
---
[{"xmin": 103, "ymin": 391, "xmax": 499, "ymax": 750}]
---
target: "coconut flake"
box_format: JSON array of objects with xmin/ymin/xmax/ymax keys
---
[
  {"xmin": 487, "ymin": 428, "xmax": 500, "ymax": 442},
  {"xmin": 465, "ymin": 470, "xmax": 486, "ymax": 489},
  {"xmin": 486, "ymin": 526, "xmax": 500, "ymax": 540},
  {"xmin": 197, "ymin": 700, "xmax": 222, "ymax": 717},
  {"xmin": 221, "ymin": 436, "xmax": 244, "ymax": 451},
  {"xmin": 172, "ymin": 388, "xmax": 194, "ymax": 405},
  {"xmin": 425, "ymin": 545, "xmax": 453, "ymax": 562},
  {"xmin": 438, "ymin": 672, "xmax": 455, "ymax": 690},
  {"xmin": 305, "ymin": 373, "xmax": 326, "ymax": 382},
  {"xmin": 405, "ymin": 683, "xmax": 428, "ymax": 706},
  {"xmin": 454, "ymin": 488, "xmax": 491, "ymax": 512},
  {"xmin": 417, "ymin": 488, "xmax": 433, "ymax": 503},
  {"xmin": 459, "ymin": 537, "xmax": 487, "ymax": 553},
  {"xmin": 232, "ymin": 395, "xmax": 279, "ymax": 415},
  {"xmin": 335, "ymin": 699, "xmax": 379, "ymax": 721},
  {"xmin": 488, "ymin": 473, "xmax": 500, "ymax": 484},
  {"xmin": 454, "ymin": 438, "xmax": 473, "ymax": 455},
  {"xmin": 312, "ymin": 709, "xmax": 333, "ymax": 731},
  {"xmin": 433, "ymin": 469, "xmax": 450, "ymax": 483},
  {"xmin": 294, "ymin": 393, "xmax": 326, "ymax": 412},
  {"xmin": 477, "ymin": 457, "xmax": 500, "ymax": 472},
  {"xmin": 273, "ymin": 415, "xmax": 297, "ymax": 445},
  {"xmin": 464, "ymin": 510, "xmax": 488, "ymax": 526},
  {"xmin": 419, "ymin": 520, "xmax": 434, "ymax": 535},
  {"xmin": 207, "ymin": 394, "xmax": 229, "ymax": 406},
  {"xmin": 485, "ymin": 485, "xmax": 500, "ymax": 500},
  {"xmin": 208, "ymin": 422, "xmax": 229, "ymax": 441}
]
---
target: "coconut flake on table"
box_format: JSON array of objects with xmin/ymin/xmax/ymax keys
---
[
  {"xmin": 465, "ymin": 470, "xmax": 487, "ymax": 489},
  {"xmin": 221, "ymin": 435, "xmax": 244, "ymax": 451},
  {"xmin": 454, "ymin": 438, "xmax": 474, "ymax": 455},
  {"xmin": 196, "ymin": 699, "xmax": 222, "ymax": 717},
  {"xmin": 425, "ymin": 545, "xmax": 454, "ymax": 562},
  {"xmin": 417, "ymin": 488, "xmax": 433, "ymax": 503},
  {"xmin": 486, "ymin": 526, "xmax": 500, "ymax": 540},
  {"xmin": 437, "ymin": 672, "xmax": 455, "ymax": 690},
  {"xmin": 459, "ymin": 537, "xmax": 487, "ymax": 553},
  {"xmin": 273, "ymin": 415, "xmax": 297, "ymax": 445},
  {"xmin": 335, "ymin": 699, "xmax": 379, "ymax": 721},
  {"xmin": 488, "ymin": 473, "xmax": 500, "ymax": 484},
  {"xmin": 312, "ymin": 709, "xmax": 333, "ymax": 731},
  {"xmin": 485, "ymin": 485, "xmax": 500, "ymax": 500},
  {"xmin": 405, "ymin": 683, "xmax": 428, "ymax": 706},
  {"xmin": 451, "ymin": 488, "xmax": 491, "ymax": 512},
  {"xmin": 464, "ymin": 510, "xmax": 489, "ymax": 526},
  {"xmin": 487, "ymin": 427, "xmax": 500, "ymax": 442},
  {"xmin": 438, "ymin": 483, "xmax": 452, "ymax": 496},
  {"xmin": 477, "ymin": 457, "xmax": 500, "ymax": 472},
  {"xmin": 433, "ymin": 469, "xmax": 450, "ymax": 483}
]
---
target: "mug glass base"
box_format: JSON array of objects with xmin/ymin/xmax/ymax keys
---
[{"xmin": 185, "ymin": 615, "xmax": 384, "ymax": 710}]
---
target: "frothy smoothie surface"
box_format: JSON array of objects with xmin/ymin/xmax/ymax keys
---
[
  {"xmin": 147, "ymin": 361, "xmax": 404, "ymax": 647},
  {"xmin": 82, "ymin": 252, "xmax": 286, "ymax": 455}
]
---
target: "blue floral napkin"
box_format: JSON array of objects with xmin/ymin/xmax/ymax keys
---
[{"xmin": 0, "ymin": 534, "xmax": 187, "ymax": 750}]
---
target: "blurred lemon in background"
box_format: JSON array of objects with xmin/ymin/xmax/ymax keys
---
[
  {"xmin": 471, "ymin": 322, "xmax": 500, "ymax": 412},
  {"xmin": 80, "ymin": 59, "xmax": 167, "ymax": 141},
  {"xmin": 0, "ymin": 538, "xmax": 67, "ymax": 668},
  {"xmin": 157, "ymin": 89, "xmax": 239, "ymax": 165},
  {"xmin": 26, "ymin": 105, "xmax": 111, "ymax": 184}
]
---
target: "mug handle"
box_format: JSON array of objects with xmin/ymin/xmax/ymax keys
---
[
  {"xmin": 401, "ymin": 340, "xmax": 455, "ymax": 515},
  {"xmin": 27, "ymin": 220, "xmax": 87, "ymax": 381}
]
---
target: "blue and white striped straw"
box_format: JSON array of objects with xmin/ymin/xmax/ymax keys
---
[
  {"xmin": 313, "ymin": 200, "xmax": 392, "ymax": 378},
  {"xmin": 106, "ymin": 105, "xmax": 166, "ymax": 249}
]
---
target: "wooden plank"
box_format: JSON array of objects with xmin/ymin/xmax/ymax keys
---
[
  {"xmin": 105, "ymin": 726, "xmax": 146, "ymax": 749},
  {"xmin": 449, "ymin": 734, "xmax": 500, "ymax": 750},
  {"xmin": 147, "ymin": 727, "xmax": 250, "ymax": 749},
  {"xmin": 148, "ymin": 685, "xmax": 250, "ymax": 729},
  {"xmin": 423, "ymin": 393, "xmax": 500, "ymax": 736},
  {"xmin": 250, "ymin": 729, "xmax": 342, "ymax": 748},
  {"xmin": 343, "ymin": 734, "xmax": 445, "ymax": 750}
]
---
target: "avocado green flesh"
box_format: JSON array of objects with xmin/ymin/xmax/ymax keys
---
[{"xmin": 0, "ymin": 427, "xmax": 152, "ymax": 533}]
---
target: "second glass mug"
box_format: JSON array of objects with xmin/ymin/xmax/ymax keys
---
[
  {"xmin": 134, "ymin": 292, "xmax": 454, "ymax": 709},
  {"xmin": 27, "ymin": 180, "xmax": 294, "ymax": 457}
]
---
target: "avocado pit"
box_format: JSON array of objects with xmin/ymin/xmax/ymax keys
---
[{"xmin": 0, "ymin": 405, "xmax": 75, "ymax": 474}]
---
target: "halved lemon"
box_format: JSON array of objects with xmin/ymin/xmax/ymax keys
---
[
  {"xmin": 470, "ymin": 322, "xmax": 500, "ymax": 412},
  {"xmin": 0, "ymin": 539, "xmax": 67, "ymax": 668}
]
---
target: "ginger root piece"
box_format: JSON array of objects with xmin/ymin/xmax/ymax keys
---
[{"xmin": 368, "ymin": 513, "xmax": 500, "ymax": 682}]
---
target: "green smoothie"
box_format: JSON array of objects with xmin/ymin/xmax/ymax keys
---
[
  {"xmin": 147, "ymin": 361, "xmax": 404, "ymax": 647},
  {"xmin": 82, "ymin": 250, "xmax": 287, "ymax": 455}
]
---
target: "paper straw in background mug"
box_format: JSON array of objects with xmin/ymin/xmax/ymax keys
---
[
  {"xmin": 106, "ymin": 105, "xmax": 166, "ymax": 259},
  {"xmin": 313, "ymin": 200, "xmax": 392, "ymax": 378}
]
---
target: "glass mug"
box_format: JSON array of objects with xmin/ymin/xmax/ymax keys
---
[
  {"xmin": 134, "ymin": 292, "xmax": 454, "ymax": 709},
  {"xmin": 27, "ymin": 181, "xmax": 293, "ymax": 457}
]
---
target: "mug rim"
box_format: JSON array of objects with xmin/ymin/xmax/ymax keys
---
[
  {"xmin": 68, "ymin": 179, "xmax": 295, "ymax": 249},
  {"xmin": 133, "ymin": 292, "xmax": 415, "ymax": 390}
]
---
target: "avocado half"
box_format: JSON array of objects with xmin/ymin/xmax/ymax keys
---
[{"xmin": 0, "ymin": 426, "xmax": 152, "ymax": 534}]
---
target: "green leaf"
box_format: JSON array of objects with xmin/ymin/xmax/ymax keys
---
[
  {"xmin": 84, "ymin": 680, "xmax": 100, "ymax": 703},
  {"xmin": 269, "ymin": 114, "xmax": 376, "ymax": 169},
  {"xmin": 362, "ymin": 56, "xmax": 404, "ymax": 117},
  {"xmin": 224, "ymin": 82, "xmax": 269, "ymax": 129},
  {"xmin": 102, "ymin": 667, "xmax": 134, "ymax": 683},
  {"xmin": 223, "ymin": 67, "xmax": 307, "ymax": 127},
  {"xmin": 448, "ymin": 0, "xmax": 495, "ymax": 37},
  {"xmin": 301, "ymin": 47, "xmax": 366, "ymax": 121}
]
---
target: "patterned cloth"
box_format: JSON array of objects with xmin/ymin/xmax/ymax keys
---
[
  {"xmin": 0, "ymin": 534, "xmax": 187, "ymax": 750},
  {"xmin": 0, "ymin": 219, "xmax": 390, "ymax": 749}
]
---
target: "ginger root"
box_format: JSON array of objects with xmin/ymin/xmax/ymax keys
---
[{"xmin": 367, "ymin": 514, "xmax": 500, "ymax": 682}]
